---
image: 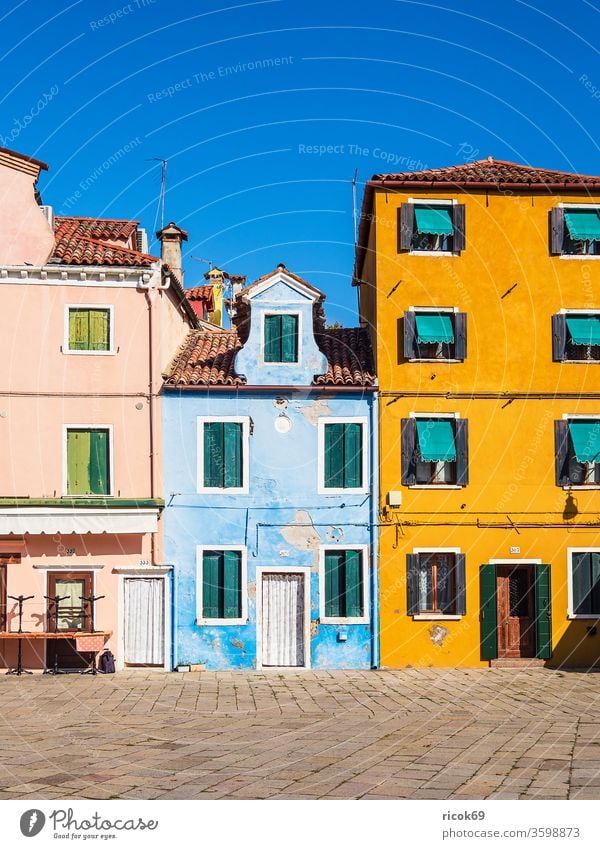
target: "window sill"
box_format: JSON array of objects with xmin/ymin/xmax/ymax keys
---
[
  {"xmin": 196, "ymin": 618, "xmax": 248, "ymax": 626},
  {"xmin": 320, "ymin": 617, "xmax": 370, "ymax": 625},
  {"xmin": 557, "ymin": 360, "xmax": 600, "ymax": 364},
  {"xmin": 561, "ymin": 485, "xmax": 600, "ymax": 490},
  {"xmin": 318, "ymin": 488, "xmax": 370, "ymax": 496},
  {"xmin": 408, "ymin": 250, "xmax": 459, "ymax": 258},
  {"xmin": 412, "ymin": 614, "xmax": 462, "ymax": 621},
  {"xmin": 408, "ymin": 484, "xmax": 463, "ymax": 490},
  {"xmin": 64, "ymin": 350, "xmax": 115, "ymax": 356},
  {"xmin": 567, "ymin": 614, "xmax": 600, "ymax": 620},
  {"xmin": 558, "ymin": 254, "xmax": 600, "ymax": 260},
  {"xmin": 197, "ymin": 488, "xmax": 249, "ymax": 496},
  {"xmin": 408, "ymin": 358, "xmax": 464, "ymax": 363}
]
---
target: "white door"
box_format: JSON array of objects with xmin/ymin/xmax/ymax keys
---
[
  {"xmin": 123, "ymin": 578, "xmax": 164, "ymax": 666},
  {"xmin": 261, "ymin": 573, "xmax": 305, "ymax": 667}
]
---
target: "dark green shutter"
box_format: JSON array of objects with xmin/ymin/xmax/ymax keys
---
[
  {"xmin": 324, "ymin": 424, "xmax": 344, "ymax": 488},
  {"xmin": 344, "ymin": 550, "xmax": 363, "ymax": 617},
  {"xmin": 455, "ymin": 419, "xmax": 469, "ymax": 486},
  {"xmin": 452, "ymin": 204, "xmax": 466, "ymax": 251},
  {"xmin": 454, "ymin": 313, "xmax": 467, "ymax": 360},
  {"xmin": 280, "ymin": 314, "xmax": 298, "ymax": 362},
  {"xmin": 403, "ymin": 311, "xmax": 416, "ymax": 359},
  {"xmin": 592, "ymin": 553, "xmax": 600, "ymax": 614},
  {"xmin": 89, "ymin": 430, "xmax": 109, "ymax": 495},
  {"xmin": 534, "ymin": 564, "xmax": 552, "ymax": 659},
  {"xmin": 223, "ymin": 422, "xmax": 242, "ymax": 488},
  {"xmin": 554, "ymin": 420, "xmax": 570, "ymax": 486},
  {"xmin": 550, "ymin": 208, "xmax": 565, "ymax": 255},
  {"xmin": 407, "ymin": 554, "xmax": 419, "ymax": 615},
  {"xmin": 223, "ymin": 551, "xmax": 241, "ymax": 618},
  {"xmin": 325, "ymin": 551, "xmax": 342, "ymax": 617},
  {"xmin": 480, "ymin": 564, "xmax": 498, "ymax": 660},
  {"xmin": 264, "ymin": 315, "xmax": 281, "ymax": 362},
  {"xmin": 203, "ymin": 551, "xmax": 221, "ymax": 618},
  {"xmin": 455, "ymin": 554, "xmax": 466, "ymax": 615},
  {"xmin": 398, "ymin": 203, "xmax": 414, "ymax": 251},
  {"xmin": 204, "ymin": 422, "xmax": 224, "ymax": 487},
  {"xmin": 401, "ymin": 419, "xmax": 416, "ymax": 485},
  {"xmin": 343, "ymin": 423, "xmax": 362, "ymax": 488},
  {"xmin": 552, "ymin": 314, "xmax": 567, "ymax": 362},
  {"xmin": 572, "ymin": 552, "xmax": 591, "ymax": 615}
]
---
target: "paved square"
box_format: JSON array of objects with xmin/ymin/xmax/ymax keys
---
[{"xmin": 1, "ymin": 668, "xmax": 599, "ymax": 799}]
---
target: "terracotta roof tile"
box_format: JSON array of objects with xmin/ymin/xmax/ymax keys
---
[
  {"xmin": 52, "ymin": 216, "xmax": 157, "ymax": 267},
  {"xmin": 164, "ymin": 326, "xmax": 375, "ymax": 388},
  {"xmin": 373, "ymin": 158, "xmax": 600, "ymax": 187}
]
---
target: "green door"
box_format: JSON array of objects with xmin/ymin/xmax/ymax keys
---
[
  {"xmin": 534, "ymin": 564, "xmax": 552, "ymax": 659},
  {"xmin": 480, "ymin": 564, "xmax": 498, "ymax": 660}
]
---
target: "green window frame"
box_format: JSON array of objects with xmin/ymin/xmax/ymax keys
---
[
  {"xmin": 201, "ymin": 550, "xmax": 243, "ymax": 620},
  {"xmin": 323, "ymin": 549, "xmax": 365, "ymax": 619},
  {"xmin": 571, "ymin": 552, "xmax": 600, "ymax": 616},
  {"xmin": 263, "ymin": 314, "xmax": 299, "ymax": 363},
  {"xmin": 322, "ymin": 421, "xmax": 364, "ymax": 490},
  {"xmin": 68, "ymin": 307, "xmax": 111, "ymax": 352},
  {"xmin": 66, "ymin": 428, "xmax": 110, "ymax": 496},
  {"xmin": 202, "ymin": 421, "xmax": 245, "ymax": 490}
]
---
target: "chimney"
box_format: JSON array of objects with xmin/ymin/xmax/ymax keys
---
[
  {"xmin": 0, "ymin": 146, "xmax": 54, "ymax": 265},
  {"xmin": 156, "ymin": 221, "xmax": 188, "ymax": 283}
]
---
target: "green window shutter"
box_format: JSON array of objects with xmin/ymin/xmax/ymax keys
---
[
  {"xmin": 264, "ymin": 315, "xmax": 282, "ymax": 362},
  {"xmin": 67, "ymin": 429, "xmax": 91, "ymax": 495},
  {"xmin": 324, "ymin": 423, "xmax": 344, "ymax": 488},
  {"xmin": 89, "ymin": 309, "xmax": 109, "ymax": 351},
  {"xmin": 343, "ymin": 423, "xmax": 363, "ymax": 488},
  {"xmin": 592, "ymin": 553, "xmax": 600, "ymax": 615},
  {"xmin": 223, "ymin": 550, "xmax": 242, "ymax": 618},
  {"xmin": 202, "ymin": 551, "xmax": 221, "ymax": 618},
  {"xmin": 572, "ymin": 552, "xmax": 592, "ymax": 615},
  {"xmin": 480, "ymin": 564, "xmax": 498, "ymax": 660},
  {"xmin": 204, "ymin": 422, "xmax": 224, "ymax": 487},
  {"xmin": 406, "ymin": 554, "xmax": 419, "ymax": 615},
  {"xmin": 454, "ymin": 553, "xmax": 467, "ymax": 616},
  {"xmin": 280, "ymin": 314, "xmax": 298, "ymax": 362},
  {"xmin": 325, "ymin": 551, "xmax": 343, "ymax": 617},
  {"xmin": 223, "ymin": 422, "xmax": 243, "ymax": 488},
  {"xmin": 534, "ymin": 564, "xmax": 552, "ymax": 660},
  {"xmin": 89, "ymin": 430, "xmax": 109, "ymax": 495},
  {"xmin": 69, "ymin": 309, "xmax": 89, "ymax": 350},
  {"xmin": 344, "ymin": 550, "xmax": 364, "ymax": 617}
]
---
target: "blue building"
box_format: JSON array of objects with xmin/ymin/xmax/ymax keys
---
[{"xmin": 162, "ymin": 264, "xmax": 378, "ymax": 670}]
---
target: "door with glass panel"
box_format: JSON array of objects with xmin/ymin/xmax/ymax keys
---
[
  {"xmin": 46, "ymin": 571, "xmax": 92, "ymax": 670},
  {"xmin": 261, "ymin": 573, "xmax": 305, "ymax": 667}
]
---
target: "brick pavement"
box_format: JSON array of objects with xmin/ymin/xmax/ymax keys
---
[{"xmin": 0, "ymin": 668, "xmax": 599, "ymax": 799}]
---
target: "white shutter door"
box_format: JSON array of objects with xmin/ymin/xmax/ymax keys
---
[{"xmin": 124, "ymin": 578, "xmax": 164, "ymax": 665}]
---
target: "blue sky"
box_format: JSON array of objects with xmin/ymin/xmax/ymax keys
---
[{"xmin": 2, "ymin": 0, "xmax": 598, "ymax": 324}]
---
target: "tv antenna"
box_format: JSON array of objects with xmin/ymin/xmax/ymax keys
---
[
  {"xmin": 147, "ymin": 157, "xmax": 168, "ymax": 231},
  {"xmin": 190, "ymin": 256, "xmax": 217, "ymax": 272},
  {"xmin": 352, "ymin": 168, "xmax": 359, "ymax": 247}
]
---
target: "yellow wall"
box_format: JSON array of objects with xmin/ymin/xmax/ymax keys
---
[{"xmin": 362, "ymin": 187, "xmax": 600, "ymax": 667}]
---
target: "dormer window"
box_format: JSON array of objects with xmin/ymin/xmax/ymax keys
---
[{"xmin": 263, "ymin": 314, "xmax": 299, "ymax": 363}]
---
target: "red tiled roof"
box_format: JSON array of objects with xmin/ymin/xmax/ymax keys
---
[
  {"xmin": 186, "ymin": 285, "xmax": 215, "ymax": 306},
  {"xmin": 52, "ymin": 217, "xmax": 158, "ymax": 267},
  {"xmin": 373, "ymin": 158, "xmax": 600, "ymax": 187},
  {"xmin": 164, "ymin": 327, "xmax": 375, "ymax": 388}
]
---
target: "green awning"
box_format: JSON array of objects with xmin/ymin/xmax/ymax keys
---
[
  {"xmin": 564, "ymin": 210, "xmax": 600, "ymax": 241},
  {"xmin": 566, "ymin": 316, "xmax": 600, "ymax": 346},
  {"xmin": 414, "ymin": 206, "xmax": 453, "ymax": 236},
  {"xmin": 569, "ymin": 421, "xmax": 600, "ymax": 463},
  {"xmin": 415, "ymin": 313, "xmax": 454, "ymax": 344},
  {"xmin": 416, "ymin": 419, "xmax": 457, "ymax": 462}
]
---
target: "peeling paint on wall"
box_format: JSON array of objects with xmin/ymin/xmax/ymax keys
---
[
  {"xmin": 429, "ymin": 624, "xmax": 449, "ymax": 646},
  {"xmin": 281, "ymin": 510, "xmax": 322, "ymax": 552},
  {"xmin": 297, "ymin": 398, "xmax": 332, "ymax": 426}
]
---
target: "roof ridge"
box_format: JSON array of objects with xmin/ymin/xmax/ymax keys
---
[
  {"xmin": 55, "ymin": 229, "xmax": 157, "ymax": 262},
  {"xmin": 55, "ymin": 215, "xmax": 140, "ymax": 225}
]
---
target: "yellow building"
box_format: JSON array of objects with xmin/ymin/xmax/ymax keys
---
[{"xmin": 355, "ymin": 158, "xmax": 600, "ymax": 668}]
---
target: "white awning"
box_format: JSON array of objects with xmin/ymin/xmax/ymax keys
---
[{"xmin": 0, "ymin": 508, "xmax": 159, "ymax": 535}]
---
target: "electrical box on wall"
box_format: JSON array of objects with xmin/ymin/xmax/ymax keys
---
[{"xmin": 387, "ymin": 491, "xmax": 402, "ymax": 508}]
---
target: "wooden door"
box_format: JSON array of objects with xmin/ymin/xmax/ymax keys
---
[
  {"xmin": 261, "ymin": 573, "xmax": 305, "ymax": 667},
  {"xmin": 496, "ymin": 566, "xmax": 534, "ymax": 657}
]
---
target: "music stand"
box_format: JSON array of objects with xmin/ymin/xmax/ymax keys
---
[
  {"xmin": 43, "ymin": 594, "xmax": 70, "ymax": 675},
  {"xmin": 5, "ymin": 594, "xmax": 35, "ymax": 675},
  {"xmin": 80, "ymin": 594, "xmax": 106, "ymax": 675}
]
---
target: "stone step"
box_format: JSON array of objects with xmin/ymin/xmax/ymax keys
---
[{"xmin": 490, "ymin": 658, "xmax": 546, "ymax": 669}]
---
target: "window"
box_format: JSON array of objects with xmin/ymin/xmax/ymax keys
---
[
  {"xmin": 263, "ymin": 314, "xmax": 299, "ymax": 363},
  {"xmin": 66, "ymin": 307, "xmax": 112, "ymax": 353},
  {"xmin": 570, "ymin": 551, "xmax": 600, "ymax": 616},
  {"xmin": 319, "ymin": 418, "xmax": 367, "ymax": 493},
  {"xmin": 47, "ymin": 571, "xmax": 93, "ymax": 630},
  {"xmin": 197, "ymin": 548, "xmax": 246, "ymax": 623},
  {"xmin": 398, "ymin": 202, "xmax": 466, "ymax": 253},
  {"xmin": 555, "ymin": 419, "xmax": 600, "ymax": 486},
  {"xmin": 551, "ymin": 207, "xmax": 600, "ymax": 256},
  {"xmin": 401, "ymin": 416, "xmax": 468, "ymax": 486},
  {"xmin": 404, "ymin": 309, "xmax": 467, "ymax": 360},
  {"xmin": 198, "ymin": 417, "xmax": 249, "ymax": 493},
  {"xmin": 552, "ymin": 313, "xmax": 600, "ymax": 362},
  {"xmin": 66, "ymin": 428, "xmax": 111, "ymax": 496},
  {"xmin": 320, "ymin": 547, "xmax": 368, "ymax": 622},
  {"xmin": 407, "ymin": 552, "xmax": 466, "ymax": 616}
]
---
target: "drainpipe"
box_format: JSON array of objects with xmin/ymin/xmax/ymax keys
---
[{"xmin": 370, "ymin": 389, "xmax": 380, "ymax": 669}]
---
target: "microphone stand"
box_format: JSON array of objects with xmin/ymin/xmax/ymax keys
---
[{"xmin": 5, "ymin": 595, "xmax": 35, "ymax": 675}]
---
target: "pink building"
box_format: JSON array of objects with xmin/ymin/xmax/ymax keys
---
[{"xmin": 0, "ymin": 146, "xmax": 197, "ymax": 672}]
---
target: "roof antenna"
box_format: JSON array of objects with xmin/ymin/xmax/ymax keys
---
[
  {"xmin": 191, "ymin": 256, "xmax": 215, "ymax": 272},
  {"xmin": 147, "ymin": 158, "xmax": 168, "ymax": 231},
  {"xmin": 352, "ymin": 168, "xmax": 359, "ymax": 247}
]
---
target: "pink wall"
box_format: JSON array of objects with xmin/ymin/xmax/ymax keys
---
[{"xmin": 0, "ymin": 164, "xmax": 54, "ymax": 266}]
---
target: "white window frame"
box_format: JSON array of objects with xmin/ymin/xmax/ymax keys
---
[
  {"xmin": 317, "ymin": 416, "xmax": 369, "ymax": 496},
  {"xmin": 318, "ymin": 544, "xmax": 370, "ymax": 625},
  {"xmin": 63, "ymin": 424, "xmax": 114, "ymax": 497},
  {"xmin": 260, "ymin": 310, "xmax": 302, "ymax": 366},
  {"xmin": 64, "ymin": 304, "xmax": 115, "ymax": 355},
  {"xmin": 407, "ymin": 305, "xmax": 461, "ymax": 363},
  {"xmin": 558, "ymin": 309, "xmax": 600, "ymax": 364},
  {"xmin": 558, "ymin": 203, "xmax": 600, "ymax": 260},
  {"xmin": 567, "ymin": 548, "xmax": 600, "ymax": 620},
  {"xmin": 411, "ymin": 547, "xmax": 463, "ymax": 620},
  {"xmin": 196, "ymin": 545, "xmax": 248, "ymax": 626},
  {"xmin": 408, "ymin": 412, "xmax": 462, "ymax": 490},
  {"xmin": 561, "ymin": 414, "xmax": 600, "ymax": 490},
  {"xmin": 408, "ymin": 198, "xmax": 459, "ymax": 257},
  {"xmin": 197, "ymin": 415, "xmax": 250, "ymax": 495}
]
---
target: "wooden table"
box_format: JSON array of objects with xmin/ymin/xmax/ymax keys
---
[{"xmin": 0, "ymin": 631, "xmax": 112, "ymax": 640}]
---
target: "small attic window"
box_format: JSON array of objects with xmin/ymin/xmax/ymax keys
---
[{"xmin": 263, "ymin": 314, "xmax": 299, "ymax": 363}]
